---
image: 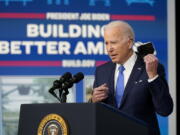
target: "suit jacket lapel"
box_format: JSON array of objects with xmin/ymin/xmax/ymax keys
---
[
  {"xmin": 107, "ymin": 63, "xmax": 116, "ymax": 106},
  {"xmin": 119, "ymin": 56, "xmax": 145, "ymax": 108}
]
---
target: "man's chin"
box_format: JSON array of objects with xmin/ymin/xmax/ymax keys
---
[
  {"xmin": 111, "ymin": 58, "xmax": 121, "ymax": 64},
  {"xmin": 111, "ymin": 59, "xmax": 118, "ymax": 63}
]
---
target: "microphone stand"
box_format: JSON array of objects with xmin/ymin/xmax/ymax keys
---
[
  {"xmin": 49, "ymin": 82, "xmax": 70, "ymax": 103},
  {"xmin": 58, "ymin": 87, "xmax": 63, "ymax": 101},
  {"xmin": 56, "ymin": 95, "xmax": 62, "ymax": 103},
  {"xmin": 60, "ymin": 88, "xmax": 69, "ymax": 103},
  {"xmin": 51, "ymin": 90, "xmax": 62, "ymax": 103}
]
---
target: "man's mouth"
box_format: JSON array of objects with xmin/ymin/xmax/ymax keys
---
[{"xmin": 110, "ymin": 54, "xmax": 117, "ymax": 58}]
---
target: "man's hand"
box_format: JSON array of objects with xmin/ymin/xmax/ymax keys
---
[
  {"xmin": 144, "ymin": 54, "xmax": 158, "ymax": 79},
  {"xmin": 92, "ymin": 83, "xmax": 109, "ymax": 103}
]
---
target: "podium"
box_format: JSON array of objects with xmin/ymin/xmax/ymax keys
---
[{"xmin": 18, "ymin": 103, "xmax": 149, "ymax": 135}]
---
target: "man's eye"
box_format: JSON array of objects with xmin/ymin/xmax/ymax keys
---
[
  {"xmin": 111, "ymin": 41, "xmax": 117, "ymax": 44},
  {"xmin": 104, "ymin": 41, "xmax": 117, "ymax": 45},
  {"xmin": 104, "ymin": 42, "xmax": 108, "ymax": 45}
]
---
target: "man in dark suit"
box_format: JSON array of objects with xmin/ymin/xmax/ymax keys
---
[{"xmin": 91, "ymin": 21, "xmax": 173, "ymax": 135}]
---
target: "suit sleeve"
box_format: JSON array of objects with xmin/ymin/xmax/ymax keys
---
[
  {"xmin": 148, "ymin": 64, "xmax": 173, "ymax": 116},
  {"xmin": 93, "ymin": 68, "xmax": 98, "ymax": 88}
]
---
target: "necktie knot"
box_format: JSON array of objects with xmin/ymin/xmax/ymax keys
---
[{"xmin": 118, "ymin": 66, "xmax": 125, "ymax": 73}]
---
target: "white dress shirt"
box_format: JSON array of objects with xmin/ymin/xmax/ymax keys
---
[{"xmin": 114, "ymin": 52, "xmax": 137, "ymax": 90}]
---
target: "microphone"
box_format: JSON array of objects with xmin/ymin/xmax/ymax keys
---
[
  {"xmin": 59, "ymin": 72, "xmax": 72, "ymax": 84},
  {"xmin": 61, "ymin": 72, "xmax": 84, "ymax": 90},
  {"xmin": 48, "ymin": 72, "xmax": 72, "ymax": 94}
]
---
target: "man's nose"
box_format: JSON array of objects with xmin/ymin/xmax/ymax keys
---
[{"xmin": 108, "ymin": 44, "xmax": 113, "ymax": 52}]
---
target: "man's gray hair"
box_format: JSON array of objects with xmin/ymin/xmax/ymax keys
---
[{"xmin": 104, "ymin": 21, "xmax": 135, "ymax": 41}]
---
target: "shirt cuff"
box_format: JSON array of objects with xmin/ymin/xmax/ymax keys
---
[{"xmin": 148, "ymin": 75, "xmax": 159, "ymax": 83}]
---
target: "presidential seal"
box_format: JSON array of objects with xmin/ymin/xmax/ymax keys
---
[{"xmin": 37, "ymin": 114, "xmax": 69, "ymax": 135}]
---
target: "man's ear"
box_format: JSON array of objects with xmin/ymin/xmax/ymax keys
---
[{"xmin": 128, "ymin": 39, "xmax": 134, "ymax": 49}]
